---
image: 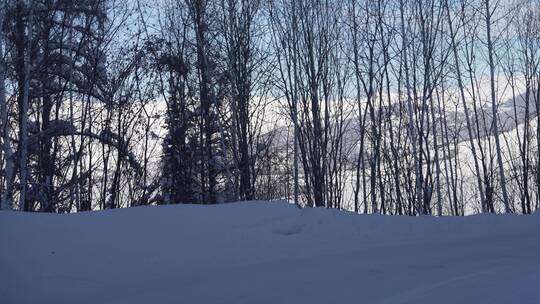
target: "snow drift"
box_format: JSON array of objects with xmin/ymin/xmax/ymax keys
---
[{"xmin": 1, "ymin": 202, "xmax": 539, "ymax": 304}]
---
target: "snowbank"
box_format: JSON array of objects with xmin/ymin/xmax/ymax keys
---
[{"xmin": 1, "ymin": 202, "xmax": 539, "ymax": 304}]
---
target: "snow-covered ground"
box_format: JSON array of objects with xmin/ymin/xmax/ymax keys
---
[{"xmin": 1, "ymin": 201, "xmax": 539, "ymax": 304}]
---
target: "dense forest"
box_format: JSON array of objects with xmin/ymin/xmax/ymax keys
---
[{"xmin": 0, "ymin": 0, "xmax": 539, "ymax": 215}]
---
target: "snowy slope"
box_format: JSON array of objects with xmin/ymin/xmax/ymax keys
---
[{"xmin": 1, "ymin": 202, "xmax": 539, "ymax": 304}]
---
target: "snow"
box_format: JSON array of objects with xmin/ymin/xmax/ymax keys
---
[{"xmin": 1, "ymin": 201, "xmax": 539, "ymax": 304}]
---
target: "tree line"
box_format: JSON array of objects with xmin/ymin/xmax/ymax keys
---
[{"xmin": 0, "ymin": 0, "xmax": 539, "ymax": 215}]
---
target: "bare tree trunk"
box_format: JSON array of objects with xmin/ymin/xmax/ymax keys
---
[
  {"xmin": 444, "ymin": 0, "xmax": 486, "ymax": 212},
  {"xmin": 536, "ymin": 80, "xmax": 540, "ymax": 209},
  {"xmin": 189, "ymin": 0, "xmax": 216, "ymax": 203},
  {"xmin": 399, "ymin": 0, "xmax": 421, "ymax": 215},
  {"xmin": 484, "ymin": 0, "xmax": 511, "ymax": 213},
  {"xmin": 18, "ymin": 0, "xmax": 34, "ymax": 211},
  {"xmin": 292, "ymin": 0, "xmax": 300, "ymax": 206},
  {"xmin": 0, "ymin": 4, "xmax": 14, "ymax": 210}
]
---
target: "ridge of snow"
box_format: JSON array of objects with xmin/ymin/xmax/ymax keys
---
[{"xmin": 1, "ymin": 201, "xmax": 539, "ymax": 304}]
